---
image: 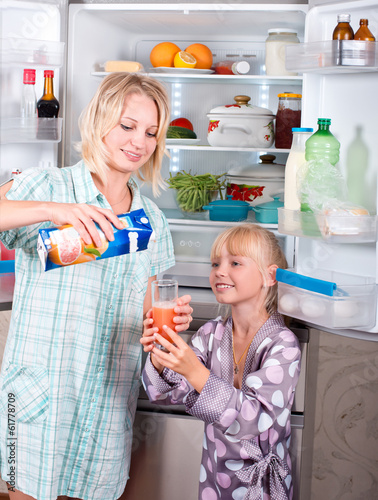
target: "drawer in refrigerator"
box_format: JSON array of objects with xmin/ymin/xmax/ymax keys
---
[
  {"xmin": 276, "ymin": 268, "xmax": 377, "ymax": 330},
  {"xmin": 278, "ymin": 208, "xmax": 377, "ymax": 243}
]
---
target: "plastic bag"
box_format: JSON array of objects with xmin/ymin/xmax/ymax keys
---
[{"xmin": 297, "ymin": 159, "xmax": 348, "ymax": 213}]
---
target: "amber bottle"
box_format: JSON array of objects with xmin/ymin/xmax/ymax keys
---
[
  {"xmin": 332, "ymin": 14, "xmax": 354, "ymax": 40},
  {"xmin": 37, "ymin": 70, "xmax": 60, "ymax": 118},
  {"xmin": 354, "ymin": 19, "xmax": 376, "ymax": 41}
]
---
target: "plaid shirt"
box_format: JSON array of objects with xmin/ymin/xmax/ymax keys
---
[{"xmin": 0, "ymin": 161, "xmax": 174, "ymax": 499}]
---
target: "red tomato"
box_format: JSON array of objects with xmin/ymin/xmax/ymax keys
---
[{"xmin": 169, "ymin": 118, "xmax": 194, "ymax": 131}]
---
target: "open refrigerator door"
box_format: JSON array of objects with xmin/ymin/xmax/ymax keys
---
[{"xmin": 276, "ymin": 0, "xmax": 378, "ymax": 338}]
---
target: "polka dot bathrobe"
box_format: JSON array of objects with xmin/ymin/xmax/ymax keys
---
[{"xmin": 142, "ymin": 312, "xmax": 301, "ymax": 500}]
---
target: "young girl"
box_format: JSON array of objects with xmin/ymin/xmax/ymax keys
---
[
  {"xmin": 0, "ymin": 73, "xmax": 192, "ymax": 500},
  {"xmin": 141, "ymin": 224, "xmax": 301, "ymax": 500}
]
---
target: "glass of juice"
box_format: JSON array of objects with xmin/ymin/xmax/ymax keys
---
[{"xmin": 151, "ymin": 279, "xmax": 178, "ymax": 347}]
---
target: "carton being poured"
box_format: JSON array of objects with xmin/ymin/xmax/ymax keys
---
[{"xmin": 37, "ymin": 208, "xmax": 153, "ymax": 271}]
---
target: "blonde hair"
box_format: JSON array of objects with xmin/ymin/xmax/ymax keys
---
[
  {"xmin": 78, "ymin": 72, "xmax": 170, "ymax": 196},
  {"xmin": 210, "ymin": 224, "xmax": 287, "ymax": 316}
]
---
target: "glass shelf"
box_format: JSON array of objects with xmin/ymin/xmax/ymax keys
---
[
  {"xmin": 1, "ymin": 37, "xmax": 65, "ymax": 68},
  {"xmin": 91, "ymin": 71, "xmax": 303, "ymax": 85},
  {"xmin": 1, "ymin": 118, "xmax": 63, "ymax": 144},
  {"xmin": 166, "ymin": 144, "xmax": 290, "ymax": 153}
]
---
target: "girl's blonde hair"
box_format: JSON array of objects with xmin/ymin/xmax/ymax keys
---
[
  {"xmin": 78, "ymin": 72, "xmax": 170, "ymax": 196},
  {"xmin": 210, "ymin": 224, "xmax": 287, "ymax": 315}
]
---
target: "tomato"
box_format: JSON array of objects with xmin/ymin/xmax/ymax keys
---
[{"xmin": 169, "ymin": 118, "xmax": 194, "ymax": 131}]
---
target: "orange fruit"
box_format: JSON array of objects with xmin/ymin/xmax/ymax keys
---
[
  {"xmin": 150, "ymin": 42, "xmax": 181, "ymax": 68},
  {"xmin": 174, "ymin": 51, "xmax": 197, "ymax": 68},
  {"xmin": 184, "ymin": 43, "xmax": 213, "ymax": 69},
  {"xmin": 83, "ymin": 230, "xmax": 109, "ymax": 257}
]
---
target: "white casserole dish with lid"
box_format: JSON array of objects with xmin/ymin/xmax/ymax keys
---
[
  {"xmin": 207, "ymin": 95, "xmax": 275, "ymax": 148},
  {"xmin": 226, "ymin": 154, "xmax": 285, "ymax": 205}
]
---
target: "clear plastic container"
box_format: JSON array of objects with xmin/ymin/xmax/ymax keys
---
[
  {"xmin": 265, "ymin": 28, "xmax": 299, "ymax": 76},
  {"xmin": 277, "ymin": 269, "xmax": 377, "ymax": 330},
  {"xmin": 214, "ymin": 60, "xmax": 250, "ymax": 75}
]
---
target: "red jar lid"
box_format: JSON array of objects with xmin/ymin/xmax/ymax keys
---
[{"xmin": 44, "ymin": 70, "xmax": 54, "ymax": 78}]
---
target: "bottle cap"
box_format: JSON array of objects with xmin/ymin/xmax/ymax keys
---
[
  {"xmin": 318, "ymin": 118, "xmax": 331, "ymax": 125},
  {"xmin": 337, "ymin": 14, "xmax": 351, "ymax": 23},
  {"xmin": 234, "ymin": 61, "xmax": 250, "ymax": 74},
  {"xmin": 23, "ymin": 69, "xmax": 36, "ymax": 84},
  {"xmin": 278, "ymin": 93, "xmax": 302, "ymax": 98},
  {"xmin": 44, "ymin": 70, "xmax": 54, "ymax": 78},
  {"xmin": 292, "ymin": 128, "xmax": 313, "ymax": 132}
]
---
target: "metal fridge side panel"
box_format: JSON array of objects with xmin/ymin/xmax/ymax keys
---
[{"xmin": 121, "ymin": 411, "xmax": 204, "ymax": 500}]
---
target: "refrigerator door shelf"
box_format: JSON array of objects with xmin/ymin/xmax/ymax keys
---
[
  {"xmin": 1, "ymin": 37, "xmax": 65, "ymax": 68},
  {"xmin": 286, "ymin": 40, "xmax": 378, "ymax": 73},
  {"xmin": 278, "ymin": 270, "xmax": 376, "ymax": 330},
  {"xmin": 278, "ymin": 208, "xmax": 377, "ymax": 243},
  {"xmin": 1, "ymin": 118, "xmax": 63, "ymax": 144}
]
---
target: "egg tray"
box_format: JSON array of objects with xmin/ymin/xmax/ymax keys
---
[{"xmin": 277, "ymin": 273, "xmax": 376, "ymax": 330}]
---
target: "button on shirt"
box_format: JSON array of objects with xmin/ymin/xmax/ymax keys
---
[{"xmin": 0, "ymin": 161, "xmax": 175, "ymax": 500}]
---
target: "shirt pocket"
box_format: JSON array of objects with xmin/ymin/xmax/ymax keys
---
[
  {"xmin": 130, "ymin": 251, "xmax": 152, "ymax": 295},
  {"xmin": 0, "ymin": 363, "xmax": 49, "ymax": 423}
]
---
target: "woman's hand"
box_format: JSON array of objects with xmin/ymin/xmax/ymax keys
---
[
  {"xmin": 150, "ymin": 327, "xmax": 210, "ymax": 393},
  {"xmin": 49, "ymin": 203, "xmax": 125, "ymax": 247},
  {"xmin": 173, "ymin": 294, "xmax": 193, "ymax": 333}
]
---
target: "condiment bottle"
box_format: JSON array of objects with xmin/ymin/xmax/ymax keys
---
[
  {"xmin": 21, "ymin": 69, "xmax": 37, "ymax": 118},
  {"xmin": 332, "ymin": 14, "xmax": 354, "ymax": 40},
  {"xmin": 37, "ymin": 70, "xmax": 60, "ymax": 118},
  {"xmin": 275, "ymin": 93, "xmax": 302, "ymax": 149},
  {"xmin": 265, "ymin": 29, "xmax": 299, "ymax": 76},
  {"xmin": 284, "ymin": 127, "xmax": 313, "ymax": 211},
  {"xmin": 214, "ymin": 60, "xmax": 250, "ymax": 75},
  {"xmin": 354, "ymin": 19, "xmax": 376, "ymax": 41}
]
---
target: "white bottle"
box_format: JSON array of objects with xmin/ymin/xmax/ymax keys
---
[
  {"xmin": 21, "ymin": 69, "xmax": 37, "ymax": 118},
  {"xmin": 284, "ymin": 127, "xmax": 313, "ymax": 210}
]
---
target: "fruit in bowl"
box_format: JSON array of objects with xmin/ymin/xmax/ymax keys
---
[{"xmin": 166, "ymin": 171, "xmax": 226, "ymax": 216}]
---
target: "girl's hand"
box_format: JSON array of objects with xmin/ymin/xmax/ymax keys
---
[
  {"xmin": 151, "ymin": 327, "xmax": 210, "ymax": 393},
  {"xmin": 173, "ymin": 294, "xmax": 193, "ymax": 333},
  {"xmin": 49, "ymin": 202, "xmax": 125, "ymax": 248},
  {"xmin": 141, "ymin": 310, "xmax": 164, "ymax": 373}
]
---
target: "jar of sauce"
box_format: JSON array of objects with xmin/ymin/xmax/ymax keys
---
[
  {"xmin": 265, "ymin": 29, "xmax": 299, "ymax": 76},
  {"xmin": 275, "ymin": 93, "xmax": 302, "ymax": 149}
]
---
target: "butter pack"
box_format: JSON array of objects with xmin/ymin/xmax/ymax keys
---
[{"xmin": 37, "ymin": 208, "xmax": 153, "ymax": 271}]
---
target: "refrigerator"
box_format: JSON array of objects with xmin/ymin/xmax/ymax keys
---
[{"xmin": 1, "ymin": 1, "xmax": 378, "ymax": 499}]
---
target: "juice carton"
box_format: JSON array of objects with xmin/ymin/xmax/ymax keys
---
[{"xmin": 37, "ymin": 208, "xmax": 153, "ymax": 271}]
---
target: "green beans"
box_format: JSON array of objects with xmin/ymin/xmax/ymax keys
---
[{"xmin": 167, "ymin": 171, "xmax": 226, "ymax": 213}]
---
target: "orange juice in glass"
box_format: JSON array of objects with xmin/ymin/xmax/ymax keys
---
[{"xmin": 151, "ymin": 279, "xmax": 178, "ymax": 345}]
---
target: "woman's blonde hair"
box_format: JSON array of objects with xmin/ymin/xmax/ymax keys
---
[
  {"xmin": 78, "ymin": 72, "xmax": 170, "ymax": 196},
  {"xmin": 210, "ymin": 224, "xmax": 287, "ymax": 315}
]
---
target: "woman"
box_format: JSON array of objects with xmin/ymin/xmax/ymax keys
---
[{"xmin": 0, "ymin": 73, "xmax": 192, "ymax": 500}]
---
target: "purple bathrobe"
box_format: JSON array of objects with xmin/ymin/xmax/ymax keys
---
[{"xmin": 142, "ymin": 312, "xmax": 301, "ymax": 500}]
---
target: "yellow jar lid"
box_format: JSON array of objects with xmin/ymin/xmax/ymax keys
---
[{"xmin": 278, "ymin": 93, "xmax": 302, "ymax": 98}]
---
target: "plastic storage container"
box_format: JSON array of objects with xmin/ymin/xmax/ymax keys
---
[
  {"xmin": 265, "ymin": 28, "xmax": 299, "ymax": 76},
  {"xmin": 276, "ymin": 268, "xmax": 377, "ymax": 330}
]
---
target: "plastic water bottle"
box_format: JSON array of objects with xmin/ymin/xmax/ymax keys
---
[{"xmin": 305, "ymin": 118, "xmax": 340, "ymax": 165}]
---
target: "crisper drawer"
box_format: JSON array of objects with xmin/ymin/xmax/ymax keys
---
[{"xmin": 277, "ymin": 269, "xmax": 377, "ymax": 330}]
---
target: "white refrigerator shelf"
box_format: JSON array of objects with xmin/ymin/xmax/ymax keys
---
[
  {"xmin": 0, "ymin": 117, "xmax": 63, "ymax": 144},
  {"xmin": 0, "ymin": 37, "xmax": 65, "ymax": 68}
]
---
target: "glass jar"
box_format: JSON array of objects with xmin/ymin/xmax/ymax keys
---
[
  {"xmin": 265, "ymin": 29, "xmax": 299, "ymax": 76},
  {"xmin": 275, "ymin": 93, "xmax": 302, "ymax": 149}
]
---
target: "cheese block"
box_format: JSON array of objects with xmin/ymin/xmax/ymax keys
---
[{"xmin": 104, "ymin": 60, "xmax": 143, "ymax": 73}]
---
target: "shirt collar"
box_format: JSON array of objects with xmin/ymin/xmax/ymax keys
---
[{"xmin": 71, "ymin": 160, "xmax": 142, "ymax": 211}]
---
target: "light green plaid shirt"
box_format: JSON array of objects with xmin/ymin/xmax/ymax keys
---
[{"xmin": 0, "ymin": 161, "xmax": 175, "ymax": 499}]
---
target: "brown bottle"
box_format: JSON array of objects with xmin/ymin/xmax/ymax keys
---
[
  {"xmin": 354, "ymin": 19, "xmax": 376, "ymax": 41},
  {"xmin": 332, "ymin": 14, "xmax": 354, "ymax": 40},
  {"xmin": 37, "ymin": 70, "xmax": 60, "ymax": 118}
]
